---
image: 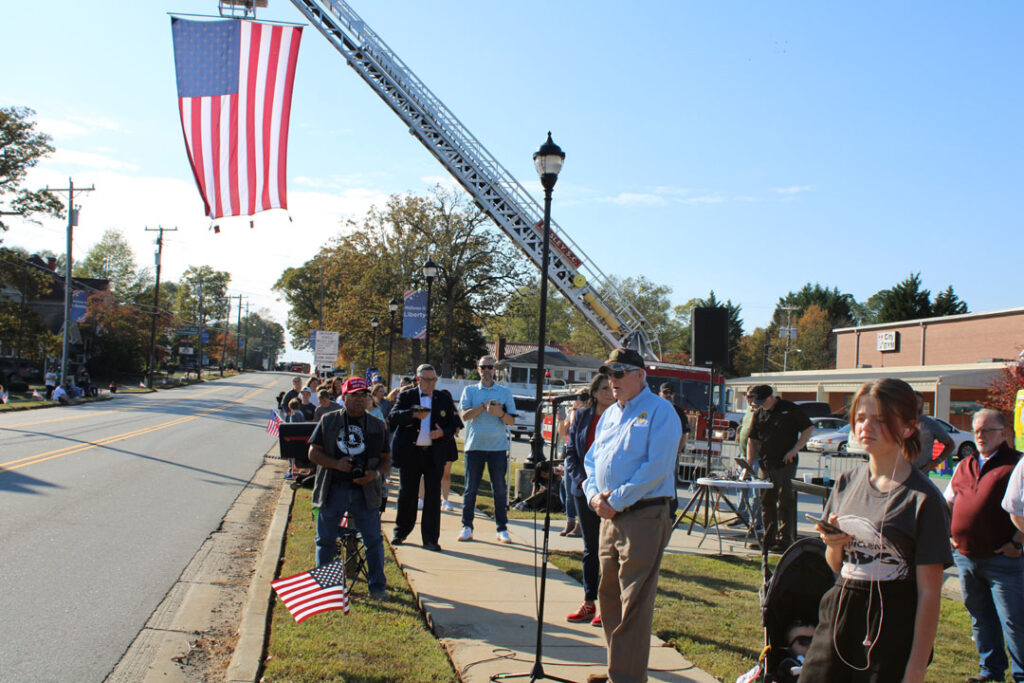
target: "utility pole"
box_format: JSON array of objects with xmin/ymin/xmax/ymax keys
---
[
  {"xmin": 196, "ymin": 282, "xmax": 205, "ymax": 381},
  {"xmin": 242, "ymin": 301, "xmax": 250, "ymax": 371},
  {"xmin": 319, "ymin": 263, "xmax": 324, "ymax": 331},
  {"xmin": 235, "ymin": 296, "xmax": 244, "ymax": 371},
  {"xmin": 45, "ymin": 178, "xmax": 95, "ymax": 387},
  {"xmin": 145, "ymin": 226, "xmax": 176, "ymax": 387},
  {"xmin": 779, "ymin": 305, "xmax": 798, "ymax": 372}
]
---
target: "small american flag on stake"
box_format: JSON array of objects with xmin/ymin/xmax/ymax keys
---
[
  {"xmin": 266, "ymin": 410, "xmax": 283, "ymax": 437},
  {"xmin": 271, "ymin": 560, "xmax": 350, "ymax": 622},
  {"xmin": 170, "ymin": 17, "xmax": 302, "ymax": 223}
]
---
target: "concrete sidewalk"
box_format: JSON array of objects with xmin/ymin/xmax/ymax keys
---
[{"xmin": 384, "ymin": 490, "xmax": 718, "ymax": 683}]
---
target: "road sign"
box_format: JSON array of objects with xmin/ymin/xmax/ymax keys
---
[
  {"xmin": 313, "ymin": 330, "xmax": 339, "ymax": 370},
  {"xmin": 178, "ymin": 326, "xmax": 199, "ymax": 335}
]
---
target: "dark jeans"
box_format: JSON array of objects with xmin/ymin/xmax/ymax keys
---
[
  {"xmin": 461, "ymin": 450, "xmax": 509, "ymax": 532},
  {"xmin": 574, "ymin": 491, "xmax": 601, "ymax": 602},
  {"xmin": 759, "ymin": 459, "xmax": 797, "ymax": 547},
  {"xmin": 315, "ymin": 484, "xmax": 386, "ymax": 594},
  {"xmin": 954, "ymin": 550, "xmax": 1024, "ymax": 681}
]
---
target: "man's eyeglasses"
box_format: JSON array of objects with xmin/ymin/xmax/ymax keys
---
[
  {"xmin": 419, "ymin": 376, "xmax": 438, "ymax": 382},
  {"xmin": 974, "ymin": 427, "xmax": 1003, "ymax": 436},
  {"xmin": 478, "ymin": 365, "xmax": 494, "ymax": 370},
  {"xmin": 605, "ymin": 368, "xmax": 638, "ymax": 379}
]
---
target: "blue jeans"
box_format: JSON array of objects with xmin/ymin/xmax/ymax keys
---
[
  {"xmin": 560, "ymin": 476, "xmax": 577, "ymax": 522},
  {"xmin": 461, "ymin": 450, "xmax": 508, "ymax": 532},
  {"xmin": 954, "ymin": 549, "xmax": 1024, "ymax": 681},
  {"xmin": 316, "ymin": 484, "xmax": 386, "ymax": 594}
]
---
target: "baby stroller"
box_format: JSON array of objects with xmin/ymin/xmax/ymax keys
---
[{"xmin": 739, "ymin": 537, "xmax": 835, "ymax": 683}]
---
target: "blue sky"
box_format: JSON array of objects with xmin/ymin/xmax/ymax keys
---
[{"xmin": 2, "ymin": 1, "xmax": 1021, "ymax": 361}]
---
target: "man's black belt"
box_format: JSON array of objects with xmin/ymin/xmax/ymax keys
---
[
  {"xmin": 415, "ymin": 444, "xmax": 432, "ymax": 451},
  {"xmin": 620, "ymin": 496, "xmax": 672, "ymax": 513}
]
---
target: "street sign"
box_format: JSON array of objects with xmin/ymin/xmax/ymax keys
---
[
  {"xmin": 178, "ymin": 326, "xmax": 199, "ymax": 335},
  {"xmin": 179, "ymin": 346, "xmax": 195, "ymax": 355},
  {"xmin": 313, "ymin": 330, "xmax": 339, "ymax": 370}
]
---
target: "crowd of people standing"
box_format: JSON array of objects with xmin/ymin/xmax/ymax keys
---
[{"xmin": 277, "ymin": 354, "xmax": 1024, "ymax": 683}]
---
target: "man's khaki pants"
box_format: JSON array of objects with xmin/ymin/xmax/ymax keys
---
[{"xmin": 598, "ymin": 501, "xmax": 673, "ymax": 683}]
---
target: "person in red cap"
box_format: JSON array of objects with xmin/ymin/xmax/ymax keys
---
[{"xmin": 308, "ymin": 376, "xmax": 392, "ymax": 599}]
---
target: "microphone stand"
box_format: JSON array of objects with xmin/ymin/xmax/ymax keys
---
[{"xmin": 493, "ymin": 396, "xmax": 575, "ymax": 683}]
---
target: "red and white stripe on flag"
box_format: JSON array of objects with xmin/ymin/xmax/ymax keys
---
[
  {"xmin": 176, "ymin": 21, "xmax": 302, "ymax": 221},
  {"xmin": 271, "ymin": 561, "xmax": 350, "ymax": 623}
]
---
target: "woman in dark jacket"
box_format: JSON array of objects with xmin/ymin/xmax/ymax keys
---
[{"xmin": 563, "ymin": 373, "xmax": 616, "ymax": 626}]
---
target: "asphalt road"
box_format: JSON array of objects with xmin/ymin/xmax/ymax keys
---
[{"xmin": 0, "ymin": 372, "xmax": 284, "ymax": 683}]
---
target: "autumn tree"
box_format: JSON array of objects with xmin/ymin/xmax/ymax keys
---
[
  {"xmin": 83, "ymin": 291, "xmax": 154, "ymax": 377},
  {"xmin": 175, "ymin": 265, "xmax": 230, "ymax": 326},
  {"xmin": 0, "ymin": 106, "xmax": 63, "ymax": 232},
  {"xmin": 276, "ymin": 186, "xmax": 530, "ymax": 376},
  {"xmin": 77, "ymin": 229, "xmax": 153, "ymax": 304},
  {"xmin": 986, "ymin": 355, "xmax": 1024, "ymax": 415},
  {"xmin": 0, "ymin": 247, "xmax": 64, "ymax": 362}
]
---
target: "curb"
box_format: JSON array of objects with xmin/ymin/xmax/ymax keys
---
[{"xmin": 225, "ymin": 464, "xmax": 295, "ymax": 683}]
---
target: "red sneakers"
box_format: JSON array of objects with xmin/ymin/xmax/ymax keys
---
[
  {"xmin": 566, "ymin": 602, "xmax": 597, "ymax": 623},
  {"xmin": 591, "ymin": 614, "xmax": 603, "ymax": 627}
]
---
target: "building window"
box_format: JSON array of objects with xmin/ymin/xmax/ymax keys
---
[{"xmin": 510, "ymin": 366, "xmax": 528, "ymax": 384}]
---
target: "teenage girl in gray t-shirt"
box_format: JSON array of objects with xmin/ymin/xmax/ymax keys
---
[{"xmin": 799, "ymin": 378, "xmax": 952, "ymax": 683}]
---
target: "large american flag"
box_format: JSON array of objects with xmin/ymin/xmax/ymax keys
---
[
  {"xmin": 170, "ymin": 18, "xmax": 302, "ymax": 222},
  {"xmin": 271, "ymin": 560, "xmax": 350, "ymax": 623}
]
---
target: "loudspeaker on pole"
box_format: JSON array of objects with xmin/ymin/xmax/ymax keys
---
[{"xmin": 691, "ymin": 307, "xmax": 729, "ymax": 367}]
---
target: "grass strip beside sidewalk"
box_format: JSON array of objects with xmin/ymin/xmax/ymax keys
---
[{"xmin": 262, "ymin": 488, "xmax": 455, "ymax": 683}]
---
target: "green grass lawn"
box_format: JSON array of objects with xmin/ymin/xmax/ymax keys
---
[
  {"xmin": 262, "ymin": 489, "xmax": 455, "ymax": 683},
  {"xmin": 548, "ymin": 550, "xmax": 985, "ymax": 682}
]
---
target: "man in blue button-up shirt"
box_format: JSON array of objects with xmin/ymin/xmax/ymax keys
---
[
  {"xmin": 583, "ymin": 348, "xmax": 680, "ymax": 683},
  {"xmin": 458, "ymin": 356, "xmax": 517, "ymax": 544}
]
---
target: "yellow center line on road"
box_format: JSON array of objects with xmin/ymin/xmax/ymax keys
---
[
  {"xmin": 0, "ymin": 381, "xmax": 276, "ymax": 473},
  {"xmin": 0, "ymin": 385, "xmax": 235, "ymax": 430}
]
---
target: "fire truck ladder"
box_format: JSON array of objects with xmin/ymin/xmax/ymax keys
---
[{"xmin": 285, "ymin": 0, "xmax": 661, "ymax": 360}]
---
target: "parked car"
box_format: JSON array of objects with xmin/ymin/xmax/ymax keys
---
[
  {"xmin": 806, "ymin": 424, "xmax": 852, "ymax": 453},
  {"xmin": 0, "ymin": 358, "xmax": 42, "ymax": 385},
  {"xmin": 794, "ymin": 401, "xmax": 834, "ymax": 419},
  {"xmin": 811, "ymin": 416, "xmax": 848, "ymax": 433},
  {"xmin": 509, "ymin": 395, "xmax": 537, "ymax": 440},
  {"xmin": 932, "ymin": 417, "xmax": 978, "ymax": 461}
]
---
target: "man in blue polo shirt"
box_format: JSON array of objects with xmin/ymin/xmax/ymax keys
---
[
  {"xmin": 583, "ymin": 347, "xmax": 681, "ymax": 683},
  {"xmin": 458, "ymin": 355, "xmax": 517, "ymax": 544}
]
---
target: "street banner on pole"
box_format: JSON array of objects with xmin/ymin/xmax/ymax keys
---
[{"xmin": 402, "ymin": 289, "xmax": 426, "ymax": 339}]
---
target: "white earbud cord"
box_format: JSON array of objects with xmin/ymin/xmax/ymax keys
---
[{"xmin": 831, "ymin": 452, "xmax": 901, "ymax": 671}]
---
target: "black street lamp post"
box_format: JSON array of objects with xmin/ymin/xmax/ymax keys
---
[
  {"xmin": 370, "ymin": 316, "xmax": 379, "ymax": 369},
  {"xmin": 529, "ymin": 132, "xmax": 565, "ymax": 467},
  {"xmin": 496, "ymin": 132, "xmax": 569, "ymax": 683},
  {"xmin": 422, "ymin": 258, "xmax": 438, "ymax": 367},
  {"xmin": 387, "ymin": 297, "xmax": 399, "ymax": 386}
]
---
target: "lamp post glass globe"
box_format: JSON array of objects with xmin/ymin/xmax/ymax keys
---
[
  {"xmin": 388, "ymin": 298, "xmax": 400, "ymax": 314},
  {"xmin": 422, "ymin": 258, "xmax": 438, "ymax": 281},
  {"xmin": 371, "ymin": 317, "xmax": 379, "ymax": 330},
  {"xmin": 533, "ymin": 132, "xmax": 565, "ymax": 179}
]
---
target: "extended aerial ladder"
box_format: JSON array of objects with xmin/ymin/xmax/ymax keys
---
[{"xmin": 221, "ymin": 0, "xmax": 661, "ymax": 359}]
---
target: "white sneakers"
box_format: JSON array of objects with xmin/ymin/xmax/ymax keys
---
[
  {"xmin": 457, "ymin": 526, "xmax": 473, "ymax": 541},
  {"xmin": 441, "ymin": 500, "xmax": 454, "ymax": 512},
  {"xmin": 497, "ymin": 530, "xmax": 512, "ymax": 544},
  {"xmin": 417, "ymin": 498, "xmax": 424, "ymax": 510}
]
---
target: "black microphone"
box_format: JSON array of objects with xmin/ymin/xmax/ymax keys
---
[{"xmin": 549, "ymin": 391, "xmax": 588, "ymax": 405}]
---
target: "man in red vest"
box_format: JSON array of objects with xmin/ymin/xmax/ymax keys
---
[{"xmin": 945, "ymin": 409, "xmax": 1024, "ymax": 683}]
